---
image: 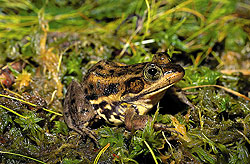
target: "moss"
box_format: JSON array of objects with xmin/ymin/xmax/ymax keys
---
[{"xmin": 0, "ymin": 0, "xmax": 249, "ymax": 163}]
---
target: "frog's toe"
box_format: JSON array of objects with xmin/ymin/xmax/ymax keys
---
[
  {"xmin": 81, "ymin": 127, "xmax": 98, "ymax": 144},
  {"xmin": 153, "ymin": 123, "xmax": 183, "ymax": 136}
]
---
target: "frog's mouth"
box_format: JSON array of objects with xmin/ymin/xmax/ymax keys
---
[
  {"xmin": 125, "ymin": 83, "xmax": 174, "ymax": 104},
  {"xmin": 142, "ymin": 83, "xmax": 174, "ymax": 103},
  {"xmin": 124, "ymin": 83, "xmax": 175, "ymax": 115},
  {"xmin": 146, "ymin": 83, "xmax": 174, "ymax": 96}
]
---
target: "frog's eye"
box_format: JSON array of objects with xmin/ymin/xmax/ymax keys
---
[{"xmin": 144, "ymin": 64, "xmax": 162, "ymax": 81}]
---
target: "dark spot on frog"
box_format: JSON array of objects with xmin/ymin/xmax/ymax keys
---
[
  {"xmin": 99, "ymin": 101, "xmax": 108, "ymax": 109},
  {"xmin": 102, "ymin": 107, "xmax": 113, "ymax": 120},
  {"xmin": 80, "ymin": 109, "xmax": 89, "ymax": 116},
  {"xmin": 114, "ymin": 114, "xmax": 120, "ymax": 120},
  {"xmin": 92, "ymin": 104, "xmax": 99, "ymax": 111},
  {"xmin": 86, "ymin": 94, "xmax": 98, "ymax": 100},
  {"xmin": 111, "ymin": 101, "xmax": 119, "ymax": 108},
  {"xmin": 89, "ymin": 84, "xmax": 94, "ymax": 90},
  {"xmin": 124, "ymin": 77, "xmax": 144, "ymax": 94},
  {"xmin": 105, "ymin": 60, "xmax": 110, "ymax": 65},
  {"xmin": 96, "ymin": 81, "xmax": 101, "ymax": 89},
  {"xmin": 95, "ymin": 72, "xmax": 106, "ymax": 77},
  {"xmin": 121, "ymin": 104, "xmax": 127, "ymax": 108},
  {"xmin": 96, "ymin": 65, "xmax": 104, "ymax": 70},
  {"xmin": 134, "ymin": 69, "xmax": 142, "ymax": 75},
  {"xmin": 109, "ymin": 69, "xmax": 114, "ymax": 75},
  {"xmin": 134, "ymin": 107, "xmax": 139, "ymax": 115},
  {"xmin": 70, "ymin": 98, "xmax": 75, "ymax": 105},
  {"xmin": 103, "ymin": 83, "xmax": 119, "ymax": 96},
  {"xmin": 84, "ymin": 88, "xmax": 88, "ymax": 94},
  {"xmin": 81, "ymin": 109, "xmax": 86, "ymax": 113},
  {"xmin": 64, "ymin": 111, "xmax": 69, "ymax": 117},
  {"xmin": 115, "ymin": 70, "xmax": 127, "ymax": 77}
]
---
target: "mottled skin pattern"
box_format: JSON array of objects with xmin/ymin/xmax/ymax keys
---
[{"xmin": 63, "ymin": 53, "xmax": 185, "ymax": 142}]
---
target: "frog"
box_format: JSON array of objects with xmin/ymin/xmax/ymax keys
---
[{"xmin": 63, "ymin": 53, "xmax": 185, "ymax": 142}]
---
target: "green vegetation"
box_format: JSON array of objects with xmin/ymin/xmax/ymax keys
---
[{"xmin": 0, "ymin": 0, "xmax": 249, "ymax": 163}]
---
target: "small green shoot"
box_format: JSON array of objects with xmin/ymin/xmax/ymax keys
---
[
  {"xmin": 94, "ymin": 143, "xmax": 110, "ymax": 164},
  {"xmin": 0, "ymin": 151, "xmax": 46, "ymax": 164},
  {"xmin": 0, "ymin": 93, "xmax": 63, "ymax": 116},
  {"xmin": 144, "ymin": 140, "xmax": 159, "ymax": 164}
]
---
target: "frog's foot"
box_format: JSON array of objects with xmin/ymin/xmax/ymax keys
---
[
  {"xmin": 73, "ymin": 127, "xmax": 98, "ymax": 145},
  {"xmin": 153, "ymin": 123, "xmax": 183, "ymax": 136},
  {"xmin": 169, "ymin": 86, "xmax": 195, "ymax": 109},
  {"xmin": 83, "ymin": 128, "xmax": 98, "ymax": 144}
]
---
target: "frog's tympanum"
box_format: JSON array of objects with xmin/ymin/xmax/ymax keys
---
[{"xmin": 64, "ymin": 53, "xmax": 185, "ymax": 142}]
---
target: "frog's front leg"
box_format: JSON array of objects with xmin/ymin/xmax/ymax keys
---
[
  {"xmin": 124, "ymin": 108, "xmax": 180, "ymax": 134},
  {"xmin": 124, "ymin": 108, "xmax": 152, "ymax": 130}
]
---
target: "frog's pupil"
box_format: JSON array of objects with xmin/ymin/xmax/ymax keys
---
[{"xmin": 148, "ymin": 68, "xmax": 157, "ymax": 76}]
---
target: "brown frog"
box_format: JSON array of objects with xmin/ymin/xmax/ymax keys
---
[{"xmin": 63, "ymin": 53, "xmax": 185, "ymax": 142}]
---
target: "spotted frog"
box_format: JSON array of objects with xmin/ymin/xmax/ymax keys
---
[{"xmin": 63, "ymin": 53, "xmax": 185, "ymax": 142}]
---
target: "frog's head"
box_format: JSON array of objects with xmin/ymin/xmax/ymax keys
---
[
  {"xmin": 143, "ymin": 53, "xmax": 185, "ymax": 92},
  {"xmin": 122, "ymin": 53, "xmax": 185, "ymax": 114}
]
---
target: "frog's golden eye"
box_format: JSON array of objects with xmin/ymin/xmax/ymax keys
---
[{"xmin": 144, "ymin": 64, "xmax": 162, "ymax": 81}]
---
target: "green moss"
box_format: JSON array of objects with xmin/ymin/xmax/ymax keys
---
[{"xmin": 0, "ymin": 0, "xmax": 249, "ymax": 163}]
